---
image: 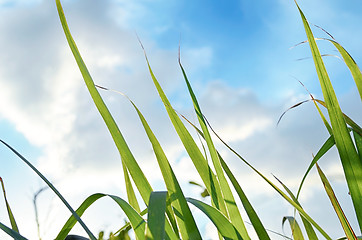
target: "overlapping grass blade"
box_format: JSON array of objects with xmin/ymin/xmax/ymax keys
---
[
  {"xmin": 316, "ymin": 164, "xmax": 358, "ymax": 240},
  {"xmin": 179, "ymin": 56, "xmax": 250, "ymax": 239},
  {"xmin": 202, "ymin": 123, "xmax": 332, "ymax": 239},
  {"xmin": 0, "ymin": 222, "xmax": 27, "ymax": 240},
  {"xmin": 139, "ymin": 43, "xmax": 228, "ymax": 223},
  {"xmin": 55, "ymin": 193, "xmax": 146, "ymax": 240},
  {"xmin": 218, "ymin": 154, "xmax": 271, "ymax": 240},
  {"xmin": 324, "ymin": 39, "xmax": 362, "ymax": 101},
  {"xmin": 274, "ymin": 177, "xmax": 317, "ymax": 240},
  {"xmin": 145, "ymin": 191, "xmax": 167, "ymax": 240},
  {"xmin": 0, "ymin": 139, "xmax": 96, "ymax": 240},
  {"xmin": 354, "ymin": 131, "xmax": 362, "ymax": 161},
  {"xmin": 56, "ymin": 2, "xmax": 181, "ymax": 238},
  {"xmin": 0, "ymin": 177, "xmax": 19, "ymax": 233},
  {"xmin": 122, "ymin": 163, "xmax": 140, "ymax": 213},
  {"xmin": 186, "ymin": 198, "xmax": 243, "ymax": 240},
  {"xmin": 282, "ymin": 216, "xmax": 305, "ymax": 240},
  {"xmin": 296, "ymin": 135, "xmax": 335, "ymax": 198},
  {"xmin": 127, "ymin": 96, "xmax": 201, "ymax": 239},
  {"xmin": 295, "ymin": 1, "xmax": 362, "ymax": 230}
]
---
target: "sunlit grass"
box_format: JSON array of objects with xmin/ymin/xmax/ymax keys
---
[{"xmin": 0, "ymin": 0, "xmax": 361, "ymax": 239}]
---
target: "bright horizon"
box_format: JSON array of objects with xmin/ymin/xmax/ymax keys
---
[{"xmin": 0, "ymin": 0, "xmax": 362, "ymax": 239}]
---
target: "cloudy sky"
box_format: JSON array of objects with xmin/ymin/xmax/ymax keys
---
[{"xmin": 0, "ymin": 0, "xmax": 361, "ymax": 239}]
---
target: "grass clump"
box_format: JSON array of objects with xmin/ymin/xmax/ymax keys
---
[{"xmin": 0, "ymin": 0, "xmax": 361, "ymax": 239}]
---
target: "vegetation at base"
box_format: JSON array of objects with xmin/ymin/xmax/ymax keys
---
[{"xmin": 0, "ymin": 0, "xmax": 361, "ymax": 239}]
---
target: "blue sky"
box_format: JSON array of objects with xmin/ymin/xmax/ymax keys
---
[{"xmin": 0, "ymin": 0, "xmax": 361, "ymax": 239}]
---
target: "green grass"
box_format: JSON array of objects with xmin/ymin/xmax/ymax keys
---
[{"xmin": 0, "ymin": 0, "xmax": 361, "ymax": 239}]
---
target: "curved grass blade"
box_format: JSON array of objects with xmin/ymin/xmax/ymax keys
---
[
  {"xmin": 218, "ymin": 155, "xmax": 271, "ymax": 240},
  {"xmin": 186, "ymin": 198, "xmax": 243, "ymax": 240},
  {"xmin": 274, "ymin": 177, "xmax": 317, "ymax": 240},
  {"xmin": 96, "ymin": 85, "xmax": 202, "ymax": 239},
  {"xmin": 122, "ymin": 163, "xmax": 140, "ymax": 213},
  {"xmin": 202, "ymin": 120, "xmax": 332, "ymax": 239},
  {"xmin": 55, "ymin": 0, "xmax": 153, "ymax": 203},
  {"xmin": 0, "ymin": 222, "xmax": 27, "ymax": 240},
  {"xmin": 0, "ymin": 139, "xmax": 96, "ymax": 240},
  {"xmin": 0, "ymin": 177, "xmax": 19, "ymax": 233},
  {"xmin": 316, "ymin": 164, "xmax": 358, "ymax": 240},
  {"xmin": 324, "ymin": 38, "xmax": 362, "ymax": 101},
  {"xmin": 296, "ymin": 135, "xmax": 335, "ymax": 198},
  {"xmin": 55, "ymin": 193, "xmax": 146, "ymax": 240},
  {"xmin": 139, "ymin": 42, "xmax": 227, "ymax": 222},
  {"xmin": 145, "ymin": 191, "xmax": 167, "ymax": 240},
  {"xmin": 179, "ymin": 55, "xmax": 250, "ymax": 239},
  {"xmin": 294, "ymin": 1, "xmax": 362, "ymax": 229},
  {"xmin": 282, "ymin": 216, "xmax": 305, "ymax": 240}
]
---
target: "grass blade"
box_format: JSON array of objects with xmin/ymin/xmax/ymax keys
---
[
  {"xmin": 275, "ymin": 177, "xmax": 318, "ymax": 240},
  {"xmin": 122, "ymin": 164, "xmax": 141, "ymax": 213},
  {"xmin": 145, "ymin": 191, "xmax": 167, "ymax": 240},
  {"xmin": 55, "ymin": 193, "xmax": 146, "ymax": 240},
  {"xmin": 0, "ymin": 139, "xmax": 96, "ymax": 240},
  {"xmin": 55, "ymin": 0, "xmax": 155, "ymax": 207},
  {"xmin": 0, "ymin": 177, "xmax": 19, "ymax": 233},
  {"xmin": 0, "ymin": 222, "xmax": 27, "ymax": 240},
  {"xmin": 282, "ymin": 216, "xmax": 305, "ymax": 240},
  {"xmin": 139, "ymin": 43, "xmax": 227, "ymax": 222},
  {"xmin": 316, "ymin": 164, "xmax": 358, "ymax": 240},
  {"xmin": 295, "ymin": 1, "xmax": 362, "ymax": 230},
  {"xmin": 179, "ymin": 56, "xmax": 250, "ymax": 239},
  {"xmin": 186, "ymin": 198, "xmax": 243, "ymax": 240},
  {"xmin": 324, "ymin": 39, "xmax": 362, "ymax": 101},
  {"xmin": 218, "ymin": 155, "xmax": 271, "ymax": 240}
]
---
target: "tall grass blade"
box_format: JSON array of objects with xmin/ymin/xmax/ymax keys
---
[
  {"xmin": 0, "ymin": 222, "xmax": 27, "ymax": 240},
  {"xmin": 354, "ymin": 131, "xmax": 362, "ymax": 161},
  {"xmin": 324, "ymin": 39, "xmax": 362, "ymax": 101},
  {"xmin": 295, "ymin": 1, "xmax": 362, "ymax": 230},
  {"xmin": 128, "ymin": 98, "xmax": 201, "ymax": 239},
  {"xmin": 297, "ymin": 135, "xmax": 335, "ymax": 198},
  {"xmin": 139, "ymin": 43, "xmax": 227, "ymax": 222},
  {"xmin": 0, "ymin": 177, "xmax": 19, "ymax": 233},
  {"xmin": 0, "ymin": 139, "xmax": 96, "ymax": 240},
  {"xmin": 274, "ymin": 177, "xmax": 318, "ymax": 240},
  {"xmin": 145, "ymin": 191, "xmax": 167, "ymax": 240},
  {"xmin": 202, "ymin": 123, "xmax": 332, "ymax": 239},
  {"xmin": 55, "ymin": 0, "xmax": 156, "ymax": 208},
  {"xmin": 218, "ymin": 155, "xmax": 271, "ymax": 240},
  {"xmin": 122, "ymin": 163, "xmax": 140, "ymax": 213},
  {"xmin": 282, "ymin": 216, "xmax": 305, "ymax": 240},
  {"xmin": 186, "ymin": 198, "xmax": 243, "ymax": 240},
  {"xmin": 179, "ymin": 56, "xmax": 250, "ymax": 239},
  {"xmin": 316, "ymin": 164, "xmax": 358, "ymax": 240}
]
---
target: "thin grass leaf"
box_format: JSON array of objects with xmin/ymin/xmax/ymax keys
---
[
  {"xmin": 274, "ymin": 176, "xmax": 317, "ymax": 240},
  {"xmin": 0, "ymin": 139, "xmax": 96, "ymax": 240},
  {"xmin": 139, "ymin": 41, "xmax": 228, "ymax": 224},
  {"xmin": 55, "ymin": 5, "xmax": 181, "ymax": 237},
  {"xmin": 282, "ymin": 216, "xmax": 305, "ymax": 240},
  {"xmin": 55, "ymin": 193, "xmax": 146, "ymax": 240},
  {"xmin": 96, "ymin": 85, "xmax": 202, "ymax": 239},
  {"xmin": 296, "ymin": 135, "xmax": 335, "ymax": 198},
  {"xmin": 186, "ymin": 198, "xmax": 243, "ymax": 240},
  {"xmin": 179, "ymin": 55, "xmax": 250, "ymax": 239},
  {"xmin": 128, "ymin": 97, "xmax": 201, "ymax": 239},
  {"xmin": 202, "ymin": 120, "xmax": 332, "ymax": 239},
  {"xmin": 354, "ymin": 131, "xmax": 362, "ymax": 162},
  {"xmin": 316, "ymin": 164, "xmax": 358, "ymax": 240},
  {"xmin": 0, "ymin": 222, "xmax": 27, "ymax": 240},
  {"xmin": 324, "ymin": 38, "xmax": 362, "ymax": 101},
  {"xmin": 0, "ymin": 177, "xmax": 19, "ymax": 233},
  {"xmin": 122, "ymin": 164, "xmax": 141, "ymax": 213},
  {"xmin": 218, "ymin": 155, "xmax": 271, "ymax": 240},
  {"xmin": 295, "ymin": 1, "xmax": 362, "ymax": 229},
  {"xmin": 145, "ymin": 191, "xmax": 167, "ymax": 240}
]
